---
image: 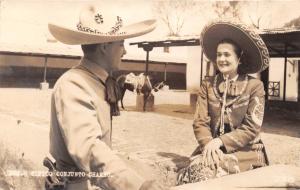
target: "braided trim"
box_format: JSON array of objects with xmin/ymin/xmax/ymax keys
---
[
  {"xmin": 198, "ymin": 136, "xmax": 213, "ymax": 141},
  {"xmin": 213, "ymin": 118, "xmax": 221, "ymax": 138},
  {"xmin": 238, "ymin": 22, "xmax": 269, "ymax": 72},
  {"xmin": 232, "ymin": 100, "xmax": 249, "ymax": 109},
  {"xmin": 213, "ymin": 74, "xmax": 248, "ymax": 107},
  {"xmin": 225, "ymin": 107, "xmax": 234, "ymax": 129},
  {"xmin": 236, "ymin": 94, "xmax": 250, "ymax": 102},
  {"xmin": 77, "ymin": 15, "xmax": 126, "ymax": 35},
  {"xmin": 227, "ymin": 133, "xmax": 244, "ymax": 147},
  {"xmin": 208, "ymin": 100, "xmax": 220, "ymax": 107},
  {"xmin": 200, "ymin": 19, "xmax": 269, "ymax": 73}
]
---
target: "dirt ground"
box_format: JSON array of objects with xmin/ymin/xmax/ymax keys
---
[{"xmin": 0, "ymin": 88, "xmax": 299, "ymax": 189}]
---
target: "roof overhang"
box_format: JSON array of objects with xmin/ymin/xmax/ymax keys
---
[
  {"xmin": 261, "ymin": 29, "xmax": 300, "ymax": 58},
  {"xmin": 130, "ymin": 35, "xmax": 200, "ymax": 50},
  {"xmin": 130, "ymin": 29, "xmax": 300, "ymax": 58}
]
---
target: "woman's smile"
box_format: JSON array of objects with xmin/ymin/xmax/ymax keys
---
[{"xmin": 216, "ymin": 43, "xmax": 240, "ymax": 78}]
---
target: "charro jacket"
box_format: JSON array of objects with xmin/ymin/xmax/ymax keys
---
[
  {"xmin": 193, "ymin": 74, "xmax": 268, "ymax": 171},
  {"xmin": 49, "ymin": 58, "xmax": 145, "ymax": 190}
]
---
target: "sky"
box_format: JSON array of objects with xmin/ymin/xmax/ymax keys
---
[
  {"xmin": 1, "ymin": 0, "xmax": 300, "ymax": 42},
  {"xmin": 1, "ymin": 0, "xmax": 300, "ymax": 59},
  {"xmin": 0, "ymin": 0, "xmax": 156, "ymax": 44}
]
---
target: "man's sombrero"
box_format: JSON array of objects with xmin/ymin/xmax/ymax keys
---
[
  {"xmin": 48, "ymin": 5, "xmax": 157, "ymax": 45},
  {"xmin": 200, "ymin": 20, "xmax": 269, "ymax": 74}
]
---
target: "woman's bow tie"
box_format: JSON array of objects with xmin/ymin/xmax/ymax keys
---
[{"xmin": 218, "ymin": 80, "xmax": 241, "ymax": 96}]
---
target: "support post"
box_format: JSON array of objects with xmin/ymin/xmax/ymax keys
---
[
  {"xmin": 40, "ymin": 56, "xmax": 49, "ymax": 90},
  {"xmin": 164, "ymin": 63, "xmax": 167, "ymax": 82},
  {"xmin": 146, "ymin": 51, "xmax": 149, "ymax": 75},
  {"xmin": 43, "ymin": 57, "xmax": 48, "ymax": 82},
  {"xmin": 143, "ymin": 45, "xmax": 153, "ymax": 75},
  {"xmin": 298, "ymin": 60, "xmax": 300, "ymax": 102},
  {"xmin": 283, "ymin": 44, "xmax": 287, "ymax": 101}
]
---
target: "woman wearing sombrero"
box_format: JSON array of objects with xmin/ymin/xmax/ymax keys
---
[{"xmin": 177, "ymin": 20, "xmax": 270, "ymax": 184}]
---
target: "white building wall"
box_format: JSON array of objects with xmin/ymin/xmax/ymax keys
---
[
  {"xmin": 186, "ymin": 46, "xmax": 202, "ymax": 92},
  {"xmin": 286, "ymin": 59, "xmax": 298, "ymax": 101},
  {"xmin": 268, "ymin": 58, "xmax": 298, "ymax": 101}
]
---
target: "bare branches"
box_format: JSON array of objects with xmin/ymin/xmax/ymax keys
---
[
  {"xmin": 284, "ymin": 16, "xmax": 300, "ymax": 28},
  {"xmin": 212, "ymin": 1, "xmax": 243, "ymax": 21},
  {"xmin": 152, "ymin": 0, "xmax": 197, "ymax": 37}
]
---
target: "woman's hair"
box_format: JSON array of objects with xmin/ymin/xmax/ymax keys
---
[
  {"xmin": 217, "ymin": 39, "xmax": 243, "ymax": 58},
  {"xmin": 217, "ymin": 39, "xmax": 246, "ymax": 74}
]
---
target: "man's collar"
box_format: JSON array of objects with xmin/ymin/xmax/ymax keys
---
[{"xmin": 79, "ymin": 58, "xmax": 109, "ymax": 83}]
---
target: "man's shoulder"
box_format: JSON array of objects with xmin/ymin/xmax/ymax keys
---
[
  {"xmin": 54, "ymin": 67, "xmax": 106, "ymax": 98},
  {"xmin": 54, "ymin": 68, "xmax": 92, "ymax": 90},
  {"xmin": 55, "ymin": 69, "xmax": 79, "ymax": 84}
]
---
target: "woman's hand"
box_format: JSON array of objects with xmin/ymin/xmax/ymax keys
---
[{"xmin": 202, "ymin": 138, "xmax": 224, "ymax": 170}]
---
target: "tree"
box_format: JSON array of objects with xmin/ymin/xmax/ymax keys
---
[
  {"xmin": 243, "ymin": 1, "xmax": 272, "ymax": 29},
  {"xmin": 284, "ymin": 16, "xmax": 300, "ymax": 27},
  {"xmin": 211, "ymin": 1, "xmax": 273, "ymax": 29},
  {"xmin": 152, "ymin": 0, "xmax": 197, "ymax": 37},
  {"xmin": 212, "ymin": 1, "xmax": 243, "ymax": 21}
]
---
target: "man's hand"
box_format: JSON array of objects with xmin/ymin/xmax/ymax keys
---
[
  {"xmin": 202, "ymin": 138, "xmax": 224, "ymax": 170},
  {"xmin": 139, "ymin": 180, "xmax": 167, "ymax": 190}
]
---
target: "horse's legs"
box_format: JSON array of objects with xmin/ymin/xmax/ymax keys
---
[
  {"xmin": 120, "ymin": 89, "xmax": 126, "ymax": 109},
  {"xmin": 136, "ymin": 86, "xmax": 141, "ymax": 95},
  {"xmin": 143, "ymin": 92, "xmax": 149, "ymax": 112}
]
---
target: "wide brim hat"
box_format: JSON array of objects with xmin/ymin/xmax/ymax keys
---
[
  {"xmin": 200, "ymin": 20, "xmax": 269, "ymax": 74},
  {"xmin": 48, "ymin": 5, "xmax": 157, "ymax": 45}
]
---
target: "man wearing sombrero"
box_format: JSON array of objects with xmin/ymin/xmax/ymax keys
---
[
  {"xmin": 47, "ymin": 5, "xmax": 164, "ymax": 190},
  {"xmin": 178, "ymin": 20, "xmax": 270, "ymax": 184}
]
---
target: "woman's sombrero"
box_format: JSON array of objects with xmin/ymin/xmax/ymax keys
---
[
  {"xmin": 48, "ymin": 5, "xmax": 157, "ymax": 45},
  {"xmin": 200, "ymin": 20, "xmax": 269, "ymax": 74}
]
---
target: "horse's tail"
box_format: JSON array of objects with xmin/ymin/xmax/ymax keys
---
[
  {"xmin": 116, "ymin": 74, "xmax": 126, "ymax": 82},
  {"xmin": 116, "ymin": 74, "xmax": 126, "ymax": 87},
  {"xmin": 145, "ymin": 76, "xmax": 153, "ymax": 89},
  {"xmin": 153, "ymin": 81, "xmax": 165, "ymax": 92}
]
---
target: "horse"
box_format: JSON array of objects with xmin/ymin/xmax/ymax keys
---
[
  {"xmin": 152, "ymin": 81, "xmax": 166, "ymax": 92},
  {"xmin": 117, "ymin": 73, "xmax": 165, "ymax": 111}
]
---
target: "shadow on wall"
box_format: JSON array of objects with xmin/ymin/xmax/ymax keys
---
[
  {"xmin": 0, "ymin": 66, "xmax": 68, "ymax": 88},
  {"xmin": 0, "ymin": 66, "xmax": 187, "ymax": 90}
]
